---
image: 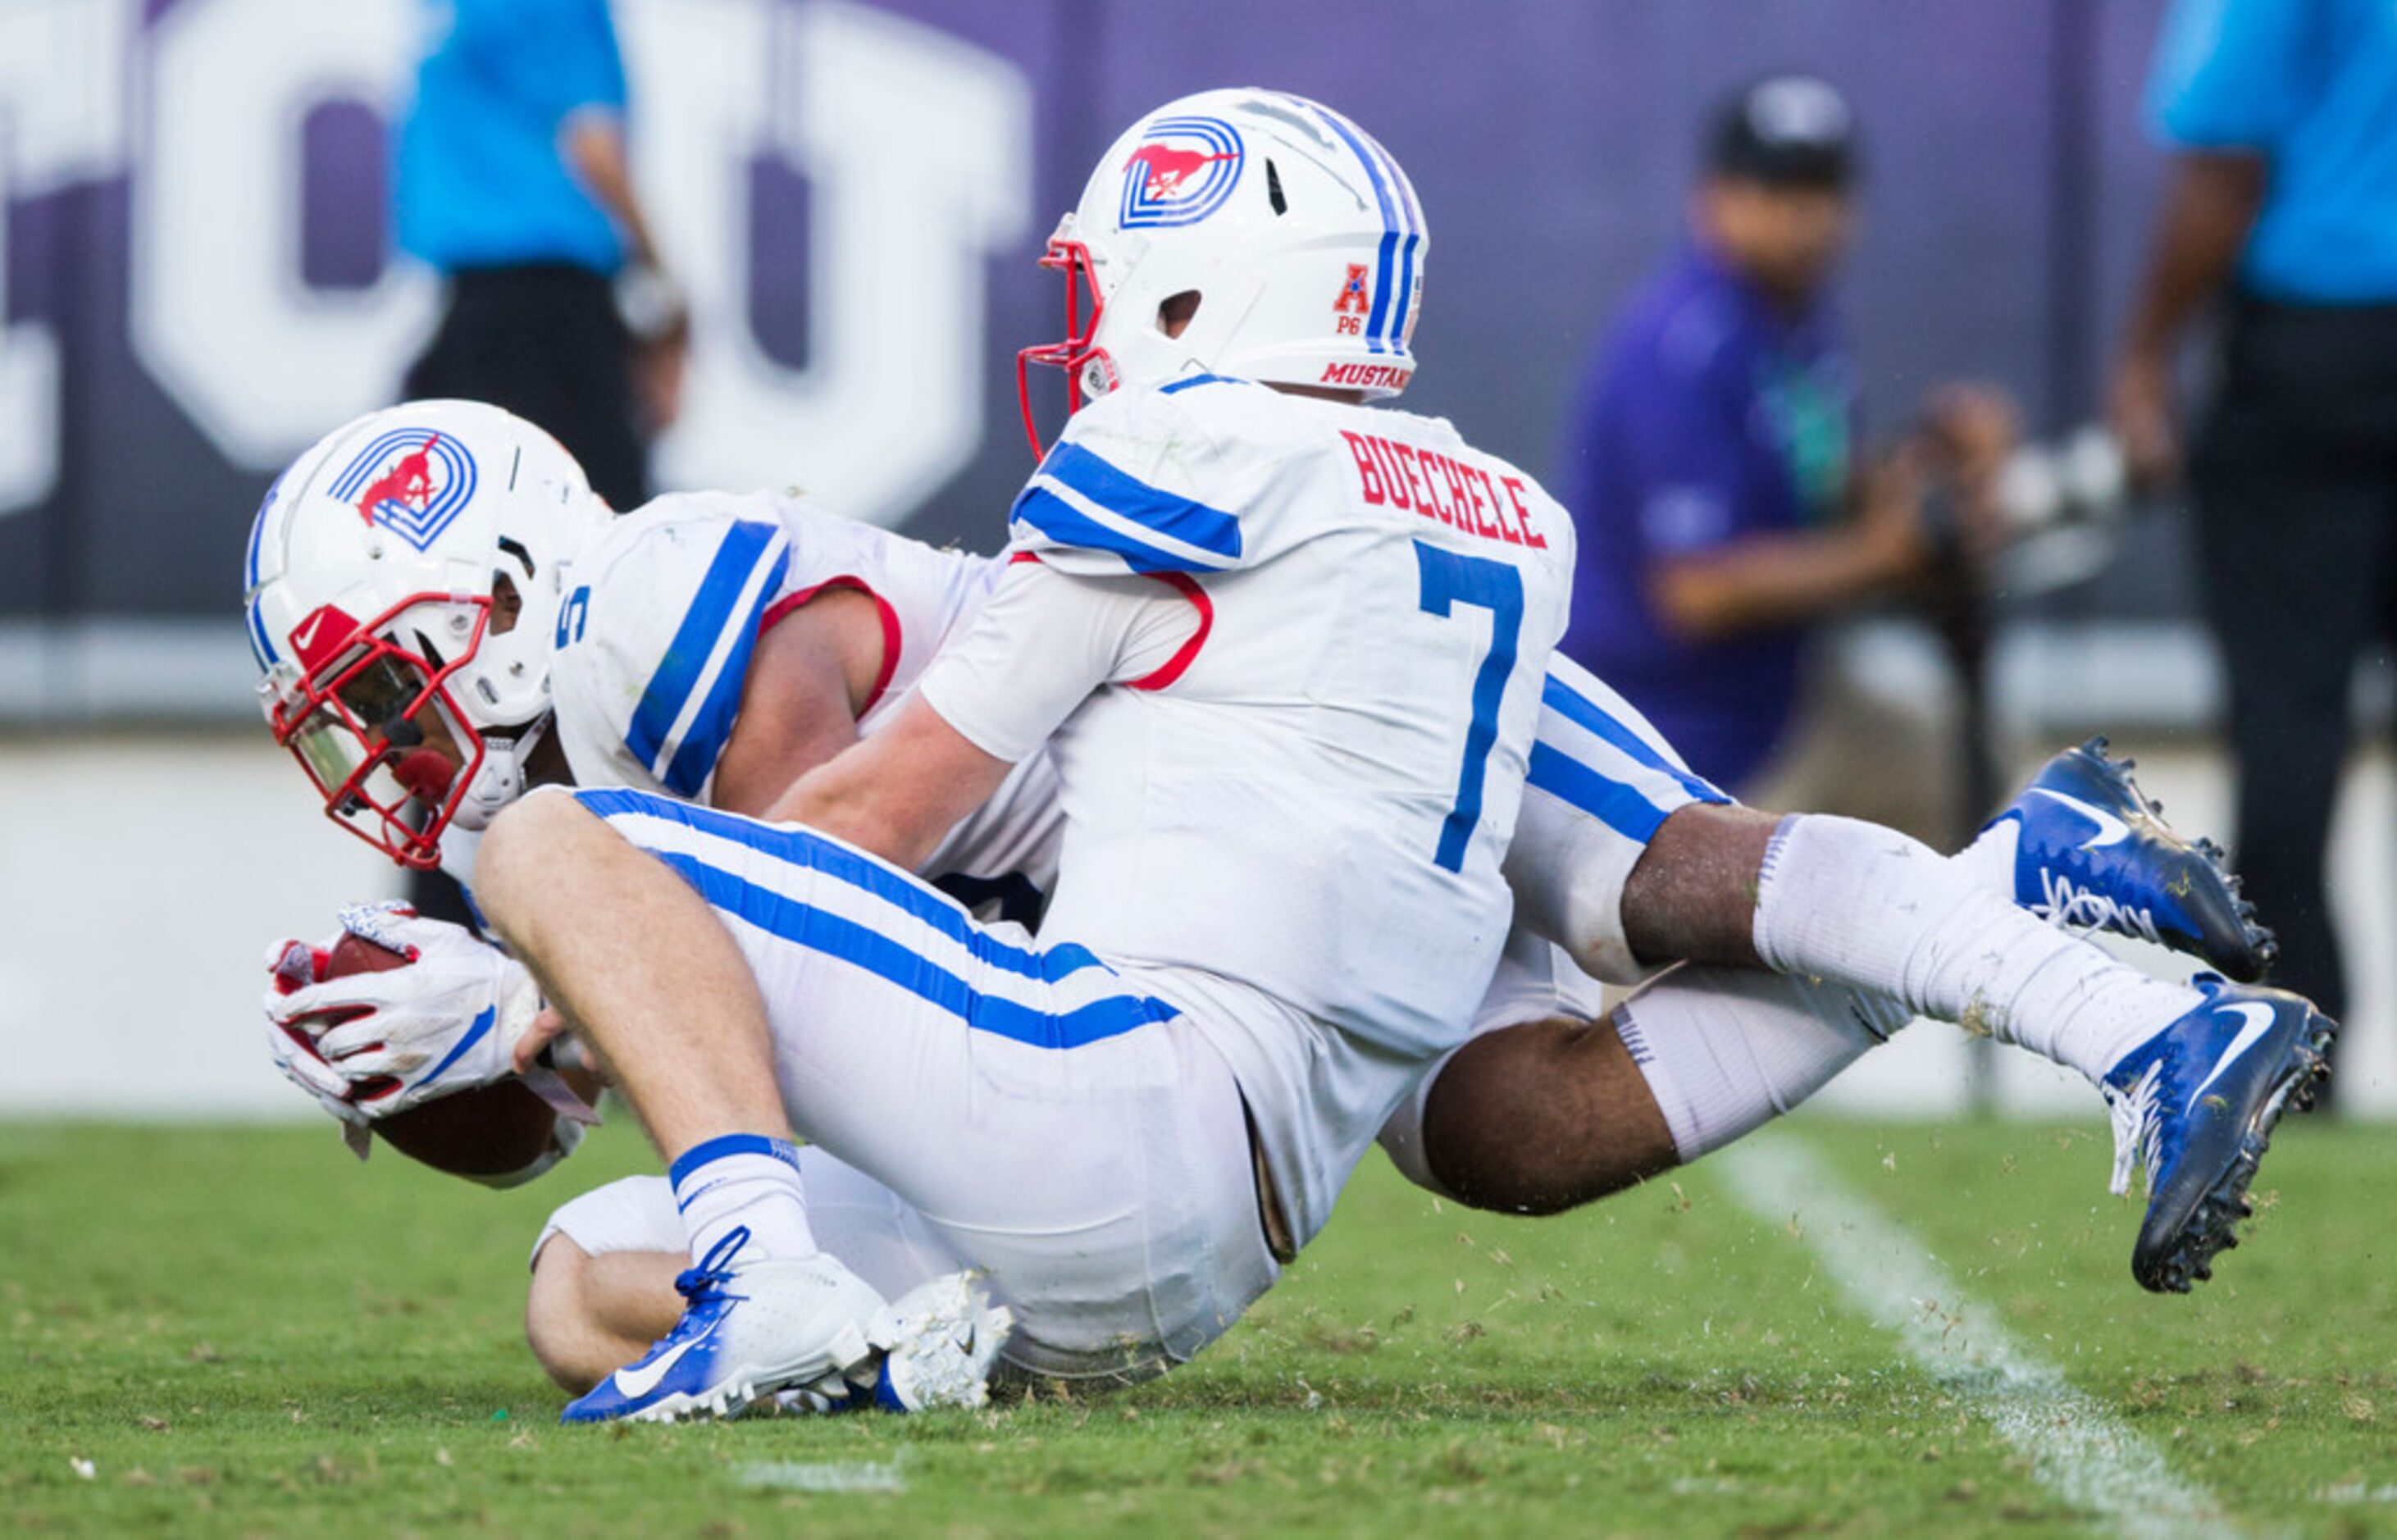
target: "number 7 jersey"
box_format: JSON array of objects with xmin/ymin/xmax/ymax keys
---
[{"xmin": 981, "ymin": 375, "xmax": 1577, "ymax": 1068}]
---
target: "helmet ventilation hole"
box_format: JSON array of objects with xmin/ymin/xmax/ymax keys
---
[
  {"xmin": 1266, "ymin": 158, "xmax": 1287, "ymax": 216},
  {"xmin": 490, "ymin": 572, "xmax": 525, "ymax": 636}
]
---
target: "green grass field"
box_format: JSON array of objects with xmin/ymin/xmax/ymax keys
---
[{"xmin": 3, "ymin": 1114, "xmax": 2391, "ymax": 1538}]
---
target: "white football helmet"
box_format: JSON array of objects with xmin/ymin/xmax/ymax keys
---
[
  {"xmin": 1018, "ymin": 88, "xmax": 1428, "ymax": 452},
  {"xmin": 244, "ymin": 401, "xmax": 613, "ymax": 868}
]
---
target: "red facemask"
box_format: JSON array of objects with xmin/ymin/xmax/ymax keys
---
[
  {"xmin": 1015, "ymin": 236, "xmax": 1119, "ymax": 459},
  {"xmin": 266, "ymin": 595, "xmax": 492, "ymax": 870}
]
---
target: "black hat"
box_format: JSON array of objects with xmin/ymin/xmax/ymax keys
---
[{"xmin": 1707, "ymin": 74, "xmax": 1857, "ymax": 189}]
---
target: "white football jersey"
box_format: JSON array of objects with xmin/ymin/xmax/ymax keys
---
[
  {"xmin": 543, "ymin": 490, "xmax": 1062, "ymax": 914},
  {"xmin": 920, "ymin": 376, "xmax": 1576, "ymax": 1241}
]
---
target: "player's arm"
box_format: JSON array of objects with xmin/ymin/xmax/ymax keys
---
[
  {"xmin": 774, "ymin": 695, "xmax": 1014, "ymax": 872},
  {"xmin": 772, "ymin": 558, "xmax": 1198, "ymax": 868},
  {"xmin": 705, "ymin": 589, "xmax": 885, "ymax": 817}
]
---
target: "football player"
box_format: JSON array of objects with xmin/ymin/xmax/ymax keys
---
[
  {"xmin": 251, "ymin": 395, "xmax": 2279, "ymax": 1402},
  {"xmin": 410, "ymin": 90, "xmax": 2327, "ymax": 1421}
]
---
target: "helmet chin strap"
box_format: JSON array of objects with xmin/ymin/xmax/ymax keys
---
[{"xmin": 450, "ymin": 715, "xmax": 549, "ymax": 832}]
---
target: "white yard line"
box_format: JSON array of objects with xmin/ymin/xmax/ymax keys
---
[
  {"xmin": 1717, "ymin": 1137, "xmax": 2238, "ymax": 1540},
  {"xmin": 736, "ymin": 1459, "xmax": 907, "ymax": 1494}
]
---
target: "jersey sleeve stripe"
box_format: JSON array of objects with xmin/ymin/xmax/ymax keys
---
[
  {"xmin": 658, "ymin": 555, "xmax": 778, "ymax": 799},
  {"xmin": 1538, "ymin": 669, "xmax": 1726, "ymax": 808},
  {"xmin": 622, "ymin": 519, "xmax": 788, "ymax": 787},
  {"xmin": 1529, "ymin": 740, "xmax": 1674, "ymax": 841},
  {"xmin": 1018, "ymin": 441, "xmax": 1245, "ymax": 566},
  {"xmin": 1157, "ymin": 372, "xmax": 1237, "ymax": 395}
]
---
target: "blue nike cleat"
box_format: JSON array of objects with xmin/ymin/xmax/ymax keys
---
[
  {"xmin": 1989, "ymin": 737, "xmax": 2276, "ymax": 982},
  {"xmin": 561, "ymin": 1227, "xmax": 887, "ymax": 1424},
  {"xmin": 2103, "ymin": 976, "xmax": 2335, "ymax": 1294}
]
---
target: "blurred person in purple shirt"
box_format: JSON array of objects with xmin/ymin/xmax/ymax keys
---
[{"xmin": 1560, "ymin": 75, "xmax": 2012, "ymax": 804}]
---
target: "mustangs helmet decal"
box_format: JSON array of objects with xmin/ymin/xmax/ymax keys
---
[
  {"xmin": 329, "ymin": 428, "xmax": 480, "ymax": 553},
  {"xmin": 1119, "ymin": 116, "xmax": 1244, "ymax": 229}
]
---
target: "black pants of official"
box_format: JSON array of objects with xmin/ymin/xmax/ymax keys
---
[
  {"xmin": 2192, "ymin": 295, "xmax": 2397, "ymax": 1089},
  {"xmin": 401, "ymin": 262, "xmax": 648, "ymax": 924},
  {"xmin": 403, "ymin": 262, "xmax": 649, "ymax": 511}
]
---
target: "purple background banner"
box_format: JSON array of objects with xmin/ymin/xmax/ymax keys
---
[{"xmin": 0, "ymin": 0, "xmax": 2176, "ymax": 626}]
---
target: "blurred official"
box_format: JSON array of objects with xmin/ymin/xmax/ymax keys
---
[
  {"xmin": 1557, "ymin": 75, "xmax": 2009, "ymax": 822},
  {"xmin": 395, "ymin": 0, "xmax": 684, "ymax": 511},
  {"xmin": 2112, "ymin": 0, "xmax": 2397, "ymax": 1073},
  {"xmin": 394, "ymin": 0, "xmax": 686, "ymax": 923}
]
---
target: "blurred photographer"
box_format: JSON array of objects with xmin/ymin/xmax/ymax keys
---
[{"xmin": 1558, "ymin": 75, "xmax": 2012, "ymax": 831}]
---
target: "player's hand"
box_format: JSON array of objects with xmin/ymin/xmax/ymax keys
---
[
  {"xmin": 511, "ymin": 1005, "xmax": 574, "ymax": 1078},
  {"xmin": 262, "ymin": 936, "xmax": 373, "ymax": 1158},
  {"xmin": 2108, "ymin": 349, "xmax": 2181, "ymax": 490},
  {"xmin": 265, "ymin": 905, "xmax": 544, "ymax": 1119}
]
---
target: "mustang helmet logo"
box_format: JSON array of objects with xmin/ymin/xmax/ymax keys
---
[
  {"xmin": 1119, "ymin": 116, "xmax": 1244, "ymax": 229},
  {"xmin": 327, "ymin": 428, "xmax": 481, "ymax": 554}
]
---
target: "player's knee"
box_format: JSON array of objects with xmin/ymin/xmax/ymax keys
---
[
  {"xmin": 524, "ymin": 1233, "xmax": 604, "ymax": 1395},
  {"xmin": 478, "ymin": 791, "xmax": 604, "ymax": 930},
  {"xmin": 1422, "ymin": 1017, "xmax": 1673, "ymax": 1216}
]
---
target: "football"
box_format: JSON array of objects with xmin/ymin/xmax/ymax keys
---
[{"xmin": 321, "ymin": 932, "xmax": 559, "ymax": 1181}]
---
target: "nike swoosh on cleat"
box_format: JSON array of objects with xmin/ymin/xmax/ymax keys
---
[
  {"xmin": 613, "ymin": 1324, "xmax": 716, "ymax": 1401},
  {"xmin": 2029, "ymin": 787, "xmax": 2132, "ymax": 850},
  {"xmin": 2186, "ymin": 1002, "xmax": 2279, "ymax": 1107}
]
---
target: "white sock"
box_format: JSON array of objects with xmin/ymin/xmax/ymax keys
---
[
  {"xmin": 1952, "ymin": 814, "xmax": 2020, "ymax": 899},
  {"xmin": 1616, "ymin": 965, "xmax": 1910, "ymax": 1162},
  {"xmin": 668, "ymin": 1133, "xmax": 818, "ymax": 1265},
  {"xmin": 1752, "ymin": 815, "xmax": 2199, "ymax": 1084}
]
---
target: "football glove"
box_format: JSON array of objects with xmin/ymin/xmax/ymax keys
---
[
  {"xmin": 266, "ymin": 902, "xmax": 547, "ymax": 1114},
  {"xmin": 262, "ymin": 932, "xmax": 373, "ymax": 1160}
]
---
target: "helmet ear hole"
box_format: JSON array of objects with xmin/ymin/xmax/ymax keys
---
[
  {"xmin": 490, "ymin": 572, "xmax": 524, "ymax": 636},
  {"xmin": 1158, "ymin": 289, "xmax": 1202, "ymax": 339},
  {"xmin": 1265, "ymin": 157, "xmax": 1287, "ymax": 216}
]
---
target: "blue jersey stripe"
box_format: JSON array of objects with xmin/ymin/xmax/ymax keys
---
[
  {"xmin": 571, "ymin": 788, "xmax": 1112, "ymax": 984},
  {"xmin": 622, "ymin": 520, "xmax": 783, "ymax": 779},
  {"xmin": 1012, "ymin": 487, "xmax": 1196, "ymax": 575},
  {"xmin": 1528, "ymin": 740, "xmax": 1674, "ymax": 843},
  {"xmin": 1539, "ymin": 672, "xmax": 1728, "ymax": 808},
  {"xmin": 656, "ymin": 851, "xmax": 1173, "ymax": 1051},
  {"xmin": 1159, "ymin": 372, "xmax": 1239, "ymax": 395},
  {"xmin": 658, "ymin": 544, "xmax": 789, "ymax": 798},
  {"xmin": 1036, "ymin": 441, "xmax": 1243, "ymax": 560}
]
